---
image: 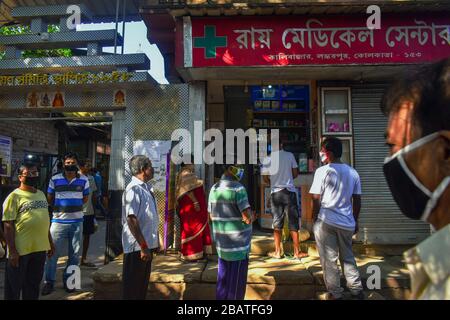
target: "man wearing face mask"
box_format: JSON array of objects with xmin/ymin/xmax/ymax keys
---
[
  {"xmin": 2, "ymin": 164, "xmax": 55, "ymax": 299},
  {"xmin": 42, "ymin": 152, "xmax": 89, "ymax": 295},
  {"xmin": 208, "ymin": 164, "xmax": 255, "ymax": 300},
  {"xmin": 122, "ymin": 155, "xmax": 159, "ymax": 300},
  {"xmin": 261, "ymin": 140, "xmax": 308, "ymax": 260},
  {"xmin": 382, "ymin": 58, "xmax": 450, "ymax": 300},
  {"xmin": 310, "ymin": 137, "xmax": 364, "ymax": 300}
]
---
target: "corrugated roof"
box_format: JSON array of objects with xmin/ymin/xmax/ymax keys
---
[
  {"xmin": 0, "ymin": 0, "xmax": 141, "ymax": 26},
  {"xmin": 139, "ymin": 0, "xmax": 450, "ymax": 16}
]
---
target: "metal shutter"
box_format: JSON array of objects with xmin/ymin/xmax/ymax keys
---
[{"xmin": 351, "ymin": 83, "xmax": 430, "ymax": 244}]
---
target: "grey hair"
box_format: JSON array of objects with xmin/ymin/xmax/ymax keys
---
[
  {"xmin": 17, "ymin": 163, "xmax": 37, "ymax": 176},
  {"xmin": 129, "ymin": 155, "xmax": 152, "ymax": 176}
]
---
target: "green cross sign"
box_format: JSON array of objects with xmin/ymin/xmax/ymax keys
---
[{"xmin": 193, "ymin": 25, "xmax": 227, "ymax": 59}]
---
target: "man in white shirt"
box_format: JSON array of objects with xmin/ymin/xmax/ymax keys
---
[
  {"xmin": 310, "ymin": 137, "xmax": 364, "ymax": 300},
  {"xmin": 261, "ymin": 142, "xmax": 308, "ymax": 260},
  {"xmin": 122, "ymin": 155, "xmax": 160, "ymax": 300}
]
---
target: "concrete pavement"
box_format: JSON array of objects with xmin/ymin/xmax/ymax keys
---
[{"xmin": 0, "ymin": 222, "xmax": 412, "ymax": 300}]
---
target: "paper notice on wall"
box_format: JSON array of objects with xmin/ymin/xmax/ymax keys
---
[
  {"xmin": 0, "ymin": 135, "xmax": 12, "ymax": 177},
  {"xmin": 133, "ymin": 140, "xmax": 172, "ymax": 192}
]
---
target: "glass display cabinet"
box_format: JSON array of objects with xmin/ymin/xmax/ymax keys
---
[{"xmin": 321, "ymin": 87, "xmax": 352, "ymax": 135}]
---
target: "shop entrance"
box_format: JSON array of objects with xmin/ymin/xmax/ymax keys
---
[
  {"xmin": 0, "ymin": 111, "xmax": 113, "ymax": 264},
  {"xmin": 222, "ymin": 84, "xmax": 312, "ymax": 230}
]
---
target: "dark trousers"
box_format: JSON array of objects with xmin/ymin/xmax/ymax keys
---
[
  {"xmin": 122, "ymin": 251, "xmax": 153, "ymax": 300},
  {"xmin": 216, "ymin": 258, "xmax": 249, "ymax": 300},
  {"xmin": 270, "ymin": 189, "xmax": 300, "ymax": 231},
  {"xmin": 4, "ymin": 251, "xmax": 47, "ymax": 300}
]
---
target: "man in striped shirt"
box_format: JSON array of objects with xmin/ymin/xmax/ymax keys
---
[
  {"xmin": 42, "ymin": 152, "xmax": 89, "ymax": 295},
  {"xmin": 208, "ymin": 164, "xmax": 255, "ymax": 300}
]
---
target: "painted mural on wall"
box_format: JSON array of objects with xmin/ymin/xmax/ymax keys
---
[
  {"xmin": 113, "ymin": 89, "xmax": 126, "ymax": 107},
  {"xmin": 26, "ymin": 91, "xmax": 65, "ymax": 108}
]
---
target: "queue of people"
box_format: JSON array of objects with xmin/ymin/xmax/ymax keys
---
[
  {"xmin": 0, "ymin": 58, "xmax": 448, "ymax": 300},
  {"xmin": 1, "ymin": 152, "xmax": 103, "ymax": 299}
]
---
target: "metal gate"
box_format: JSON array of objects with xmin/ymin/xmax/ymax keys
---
[
  {"xmin": 105, "ymin": 84, "xmax": 190, "ymax": 263},
  {"xmin": 351, "ymin": 83, "xmax": 430, "ymax": 244}
]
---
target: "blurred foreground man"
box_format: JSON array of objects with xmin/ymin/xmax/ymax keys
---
[{"xmin": 382, "ymin": 58, "xmax": 449, "ymax": 299}]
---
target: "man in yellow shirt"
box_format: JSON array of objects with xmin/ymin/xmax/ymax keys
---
[
  {"xmin": 2, "ymin": 164, "xmax": 55, "ymax": 300},
  {"xmin": 382, "ymin": 58, "xmax": 449, "ymax": 299}
]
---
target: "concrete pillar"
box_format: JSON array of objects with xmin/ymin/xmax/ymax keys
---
[
  {"xmin": 188, "ymin": 81, "xmax": 206, "ymax": 181},
  {"xmin": 109, "ymin": 110, "xmax": 126, "ymax": 191},
  {"xmin": 106, "ymin": 110, "xmax": 127, "ymax": 263}
]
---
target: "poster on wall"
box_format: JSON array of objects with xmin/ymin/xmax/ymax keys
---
[
  {"xmin": 26, "ymin": 91, "xmax": 65, "ymax": 108},
  {"xmin": 0, "ymin": 135, "xmax": 12, "ymax": 177},
  {"xmin": 133, "ymin": 140, "xmax": 172, "ymax": 192}
]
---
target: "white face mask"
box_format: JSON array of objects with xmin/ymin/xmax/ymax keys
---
[{"xmin": 319, "ymin": 151, "xmax": 328, "ymax": 163}]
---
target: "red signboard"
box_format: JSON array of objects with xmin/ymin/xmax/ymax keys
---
[{"xmin": 187, "ymin": 14, "xmax": 450, "ymax": 67}]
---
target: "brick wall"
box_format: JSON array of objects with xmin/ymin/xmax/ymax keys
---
[{"xmin": 0, "ymin": 120, "xmax": 59, "ymax": 165}]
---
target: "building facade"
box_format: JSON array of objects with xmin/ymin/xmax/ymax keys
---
[{"xmin": 138, "ymin": 0, "xmax": 450, "ymax": 244}]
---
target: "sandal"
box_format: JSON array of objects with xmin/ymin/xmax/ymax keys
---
[
  {"xmin": 286, "ymin": 252, "xmax": 309, "ymax": 261},
  {"xmin": 267, "ymin": 251, "xmax": 284, "ymax": 259},
  {"xmin": 80, "ymin": 261, "xmax": 97, "ymax": 268}
]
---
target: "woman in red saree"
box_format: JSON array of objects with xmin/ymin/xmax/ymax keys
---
[{"xmin": 175, "ymin": 161, "xmax": 212, "ymax": 261}]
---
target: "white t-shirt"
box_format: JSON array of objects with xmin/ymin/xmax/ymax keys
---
[
  {"xmin": 309, "ymin": 163, "xmax": 362, "ymax": 231},
  {"xmin": 122, "ymin": 176, "xmax": 160, "ymax": 253},
  {"xmin": 261, "ymin": 150, "xmax": 298, "ymax": 194}
]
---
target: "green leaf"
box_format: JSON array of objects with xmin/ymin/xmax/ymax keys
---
[{"xmin": 0, "ymin": 24, "xmax": 72, "ymax": 59}]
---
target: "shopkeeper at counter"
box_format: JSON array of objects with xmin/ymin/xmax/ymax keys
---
[{"xmin": 261, "ymin": 140, "xmax": 309, "ymax": 260}]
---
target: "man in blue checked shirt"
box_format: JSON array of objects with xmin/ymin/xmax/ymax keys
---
[{"xmin": 42, "ymin": 152, "xmax": 89, "ymax": 296}]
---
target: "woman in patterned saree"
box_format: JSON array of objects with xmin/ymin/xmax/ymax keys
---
[{"xmin": 175, "ymin": 158, "xmax": 212, "ymax": 262}]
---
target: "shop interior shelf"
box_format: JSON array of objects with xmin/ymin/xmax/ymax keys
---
[
  {"xmin": 252, "ymin": 126, "xmax": 308, "ymax": 129},
  {"xmin": 252, "ymin": 110, "xmax": 308, "ymax": 114},
  {"xmin": 324, "ymin": 109, "xmax": 349, "ymax": 114}
]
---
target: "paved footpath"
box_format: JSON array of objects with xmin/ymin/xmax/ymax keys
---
[
  {"xmin": 0, "ymin": 222, "xmax": 412, "ymax": 300},
  {"xmin": 0, "ymin": 219, "xmax": 106, "ymax": 300}
]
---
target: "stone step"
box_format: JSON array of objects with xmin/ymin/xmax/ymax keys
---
[
  {"xmin": 92, "ymin": 253, "xmax": 411, "ymax": 300},
  {"xmin": 251, "ymin": 229, "xmax": 413, "ymax": 257}
]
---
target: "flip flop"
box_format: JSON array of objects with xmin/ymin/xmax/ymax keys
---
[
  {"xmin": 285, "ymin": 253, "xmax": 309, "ymax": 261},
  {"xmin": 267, "ymin": 252, "xmax": 284, "ymax": 259}
]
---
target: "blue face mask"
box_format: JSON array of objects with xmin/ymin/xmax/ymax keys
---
[{"xmin": 230, "ymin": 166, "xmax": 245, "ymax": 181}]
